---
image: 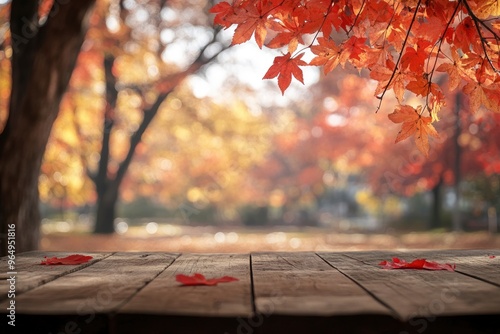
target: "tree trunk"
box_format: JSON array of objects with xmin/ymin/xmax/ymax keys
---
[
  {"xmin": 90, "ymin": 33, "xmax": 226, "ymax": 234},
  {"xmin": 93, "ymin": 182, "xmax": 119, "ymax": 234},
  {"xmin": 429, "ymin": 175, "xmax": 443, "ymax": 230},
  {"xmin": 0, "ymin": 0, "xmax": 95, "ymax": 256}
]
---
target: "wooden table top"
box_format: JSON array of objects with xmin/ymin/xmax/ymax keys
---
[{"xmin": 1, "ymin": 250, "xmax": 499, "ymax": 334}]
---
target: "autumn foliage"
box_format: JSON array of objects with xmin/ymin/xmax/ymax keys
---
[{"xmin": 211, "ymin": 0, "xmax": 500, "ymax": 156}]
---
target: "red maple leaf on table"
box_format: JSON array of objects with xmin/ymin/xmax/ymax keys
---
[
  {"xmin": 40, "ymin": 254, "xmax": 93, "ymax": 265},
  {"xmin": 379, "ymin": 257, "xmax": 456, "ymax": 272},
  {"xmin": 176, "ymin": 273, "xmax": 239, "ymax": 286}
]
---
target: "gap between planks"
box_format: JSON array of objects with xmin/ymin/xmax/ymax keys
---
[
  {"xmin": 0, "ymin": 251, "xmax": 115, "ymax": 301},
  {"xmin": 318, "ymin": 251, "xmax": 500, "ymax": 321},
  {"xmin": 0, "ymin": 252, "xmax": 179, "ymax": 315},
  {"xmin": 251, "ymin": 252, "xmax": 392, "ymax": 317}
]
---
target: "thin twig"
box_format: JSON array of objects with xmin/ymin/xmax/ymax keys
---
[
  {"xmin": 462, "ymin": 0, "xmax": 500, "ymax": 73},
  {"xmin": 424, "ymin": 0, "xmax": 462, "ymax": 113},
  {"xmin": 376, "ymin": 0, "xmax": 422, "ymax": 112}
]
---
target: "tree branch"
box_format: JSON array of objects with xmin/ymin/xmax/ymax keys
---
[
  {"xmin": 113, "ymin": 31, "xmax": 230, "ymax": 188},
  {"xmin": 462, "ymin": 0, "xmax": 500, "ymax": 73},
  {"xmin": 425, "ymin": 0, "xmax": 462, "ymax": 111},
  {"xmin": 94, "ymin": 54, "xmax": 118, "ymax": 194},
  {"xmin": 70, "ymin": 105, "xmax": 95, "ymax": 182},
  {"xmin": 376, "ymin": 0, "xmax": 422, "ymax": 112}
]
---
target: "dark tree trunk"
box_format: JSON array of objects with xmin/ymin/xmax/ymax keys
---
[
  {"xmin": 429, "ymin": 175, "xmax": 443, "ymax": 230},
  {"xmin": 94, "ymin": 181, "xmax": 120, "ymax": 234},
  {"xmin": 0, "ymin": 0, "xmax": 95, "ymax": 256},
  {"xmin": 92, "ymin": 55, "xmax": 118, "ymax": 234}
]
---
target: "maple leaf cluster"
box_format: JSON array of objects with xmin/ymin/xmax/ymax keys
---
[{"xmin": 211, "ymin": 0, "xmax": 500, "ymax": 156}]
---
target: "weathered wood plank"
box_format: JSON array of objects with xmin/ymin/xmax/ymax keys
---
[
  {"xmin": 339, "ymin": 249, "xmax": 500, "ymax": 286},
  {"xmin": 319, "ymin": 251, "xmax": 500, "ymax": 321},
  {"xmin": 0, "ymin": 252, "xmax": 178, "ymax": 317},
  {"xmin": 117, "ymin": 253, "xmax": 252, "ymax": 317},
  {"xmin": 393, "ymin": 249, "xmax": 500, "ymax": 287},
  {"xmin": 251, "ymin": 252, "xmax": 391, "ymax": 316},
  {"xmin": 0, "ymin": 251, "xmax": 112, "ymax": 301}
]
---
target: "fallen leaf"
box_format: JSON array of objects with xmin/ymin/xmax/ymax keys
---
[
  {"xmin": 379, "ymin": 257, "xmax": 455, "ymax": 272},
  {"xmin": 41, "ymin": 254, "xmax": 93, "ymax": 265},
  {"xmin": 176, "ymin": 273, "xmax": 239, "ymax": 286},
  {"xmin": 488, "ymin": 255, "xmax": 496, "ymax": 259}
]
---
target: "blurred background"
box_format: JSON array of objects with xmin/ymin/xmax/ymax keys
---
[{"xmin": 1, "ymin": 0, "xmax": 499, "ymax": 252}]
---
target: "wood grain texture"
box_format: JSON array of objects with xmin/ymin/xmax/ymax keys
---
[
  {"xmin": 0, "ymin": 252, "xmax": 177, "ymax": 315},
  {"xmin": 1, "ymin": 250, "xmax": 499, "ymax": 334},
  {"xmin": 0, "ymin": 251, "xmax": 112, "ymax": 301},
  {"xmin": 118, "ymin": 253, "xmax": 252, "ymax": 317},
  {"xmin": 251, "ymin": 252, "xmax": 391, "ymax": 316},
  {"xmin": 319, "ymin": 251, "xmax": 500, "ymax": 321},
  {"xmin": 394, "ymin": 249, "xmax": 500, "ymax": 287}
]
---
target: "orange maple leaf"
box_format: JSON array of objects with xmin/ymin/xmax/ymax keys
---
[
  {"xmin": 263, "ymin": 52, "xmax": 306, "ymax": 94},
  {"xmin": 463, "ymin": 82, "xmax": 500, "ymax": 113},
  {"xmin": 209, "ymin": 1, "xmax": 235, "ymax": 28},
  {"xmin": 400, "ymin": 40, "xmax": 432, "ymax": 73},
  {"xmin": 310, "ymin": 37, "xmax": 341, "ymax": 74},
  {"xmin": 454, "ymin": 17, "xmax": 477, "ymax": 52},
  {"xmin": 436, "ymin": 47, "xmax": 463, "ymax": 91},
  {"xmin": 471, "ymin": 0, "xmax": 500, "ymax": 19},
  {"xmin": 388, "ymin": 105, "xmax": 439, "ymax": 156},
  {"xmin": 232, "ymin": 4, "xmax": 268, "ymax": 48},
  {"xmin": 342, "ymin": 36, "xmax": 367, "ymax": 63},
  {"xmin": 371, "ymin": 60, "xmax": 413, "ymax": 102}
]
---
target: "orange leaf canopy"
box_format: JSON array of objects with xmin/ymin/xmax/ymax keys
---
[{"xmin": 211, "ymin": 0, "xmax": 500, "ymax": 155}]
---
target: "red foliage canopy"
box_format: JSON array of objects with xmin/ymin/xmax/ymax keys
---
[{"xmin": 211, "ymin": 0, "xmax": 500, "ymax": 156}]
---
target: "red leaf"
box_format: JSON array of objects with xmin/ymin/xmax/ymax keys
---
[
  {"xmin": 209, "ymin": 1, "xmax": 235, "ymax": 28},
  {"xmin": 263, "ymin": 52, "xmax": 306, "ymax": 94},
  {"xmin": 40, "ymin": 254, "xmax": 93, "ymax": 265},
  {"xmin": 379, "ymin": 257, "xmax": 455, "ymax": 272},
  {"xmin": 176, "ymin": 273, "xmax": 239, "ymax": 286},
  {"xmin": 489, "ymin": 255, "xmax": 496, "ymax": 259}
]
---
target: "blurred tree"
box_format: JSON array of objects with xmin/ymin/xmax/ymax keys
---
[
  {"xmin": 88, "ymin": 0, "xmax": 230, "ymax": 233},
  {"xmin": 40, "ymin": 0, "xmax": 275, "ymax": 232},
  {"xmin": 251, "ymin": 68, "xmax": 500, "ymax": 230},
  {"xmin": 0, "ymin": 0, "xmax": 95, "ymax": 256}
]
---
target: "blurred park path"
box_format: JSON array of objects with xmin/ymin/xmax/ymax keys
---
[{"xmin": 40, "ymin": 228, "xmax": 500, "ymax": 253}]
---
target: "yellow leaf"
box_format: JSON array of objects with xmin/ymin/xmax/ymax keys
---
[
  {"xmin": 473, "ymin": 0, "xmax": 500, "ymax": 19},
  {"xmin": 463, "ymin": 82, "xmax": 500, "ymax": 113},
  {"xmin": 415, "ymin": 117, "xmax": 439, "ymax": 157}
]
